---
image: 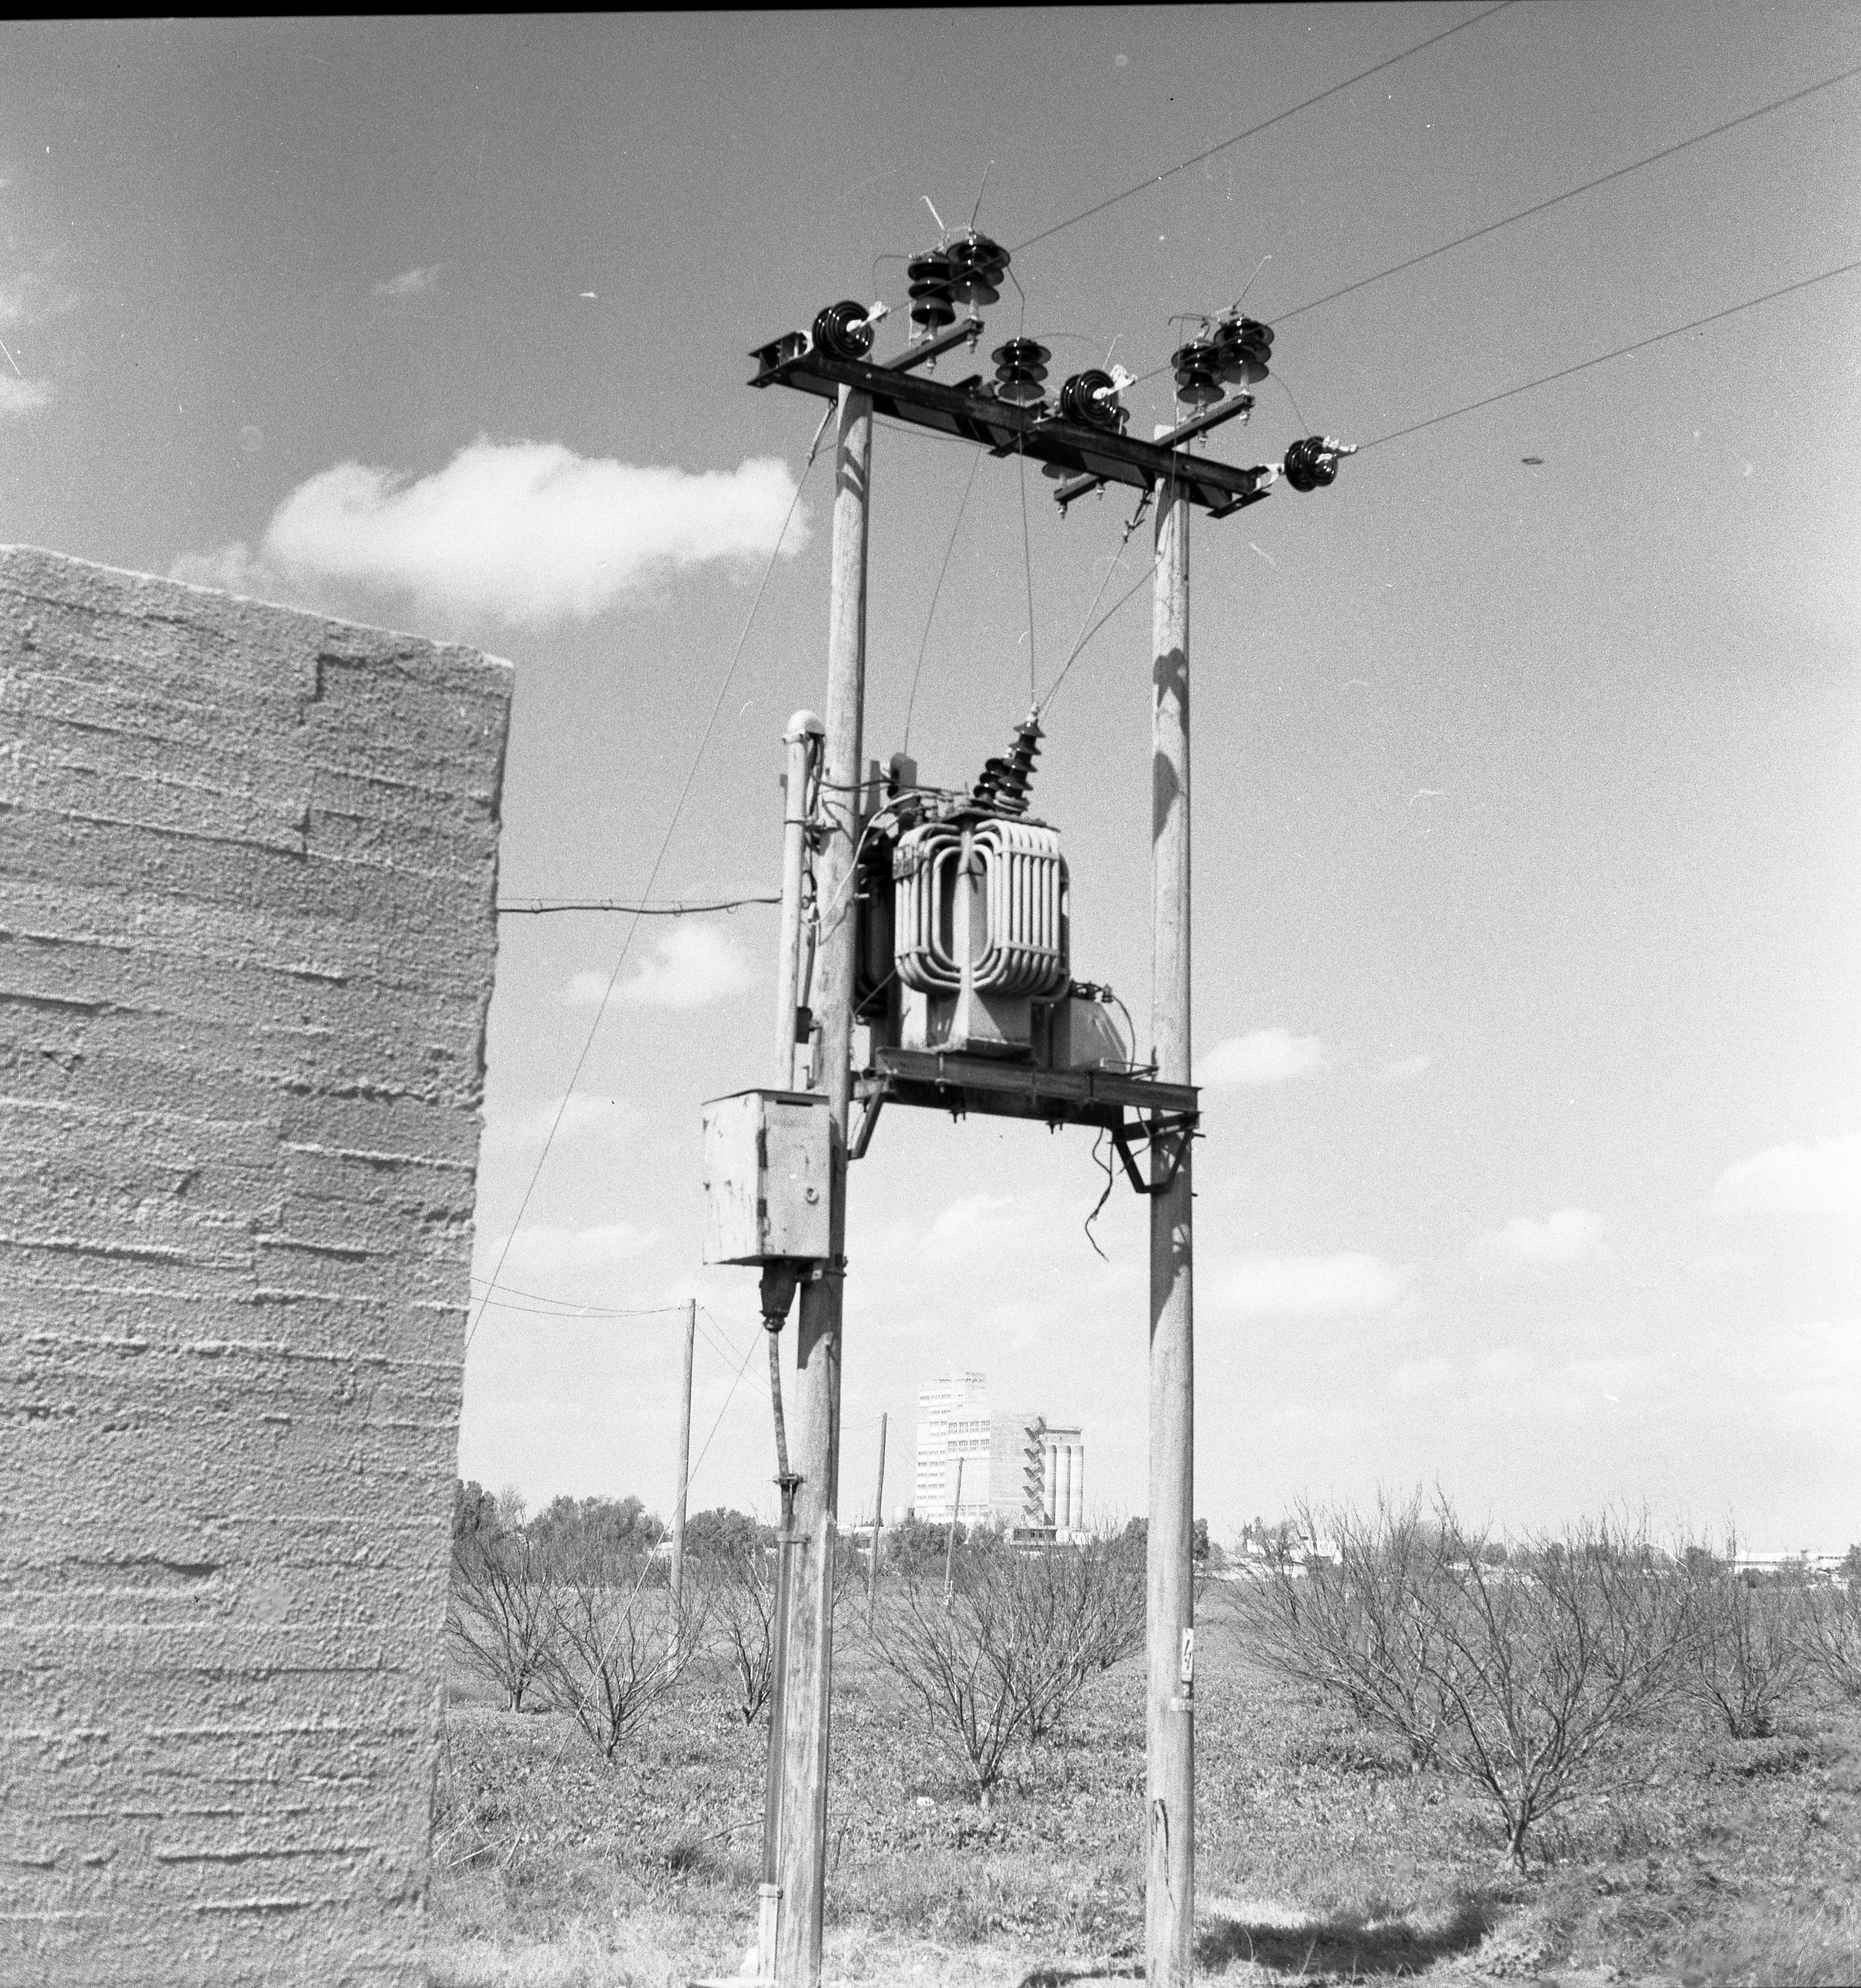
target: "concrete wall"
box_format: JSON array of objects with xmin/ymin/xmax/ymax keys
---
[{"xmin": 0, "ymin": 548, "xmax": 511, "ymax": 1985}]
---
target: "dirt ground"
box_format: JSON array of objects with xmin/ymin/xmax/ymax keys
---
[{"xmin": 428, "ymin": 1588, "xmax": 1861, "ymax": 1986}]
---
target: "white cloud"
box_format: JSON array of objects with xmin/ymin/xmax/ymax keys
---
[
  {"xmin": 373, "ymin": 263, "xmax": 443, "ymax": 299},
  {"xmin": 170, "ymin": 438, "xmax": 805, "ymax": 627},
  {"xmin": 0, "ymin": 372, "xmax": 50, "ymax": 416},
  {"xmin": 169, "ymin": 541, "xmax": 266, "ymax": 593},
  {"xmin": 1374, "ymin": 1053, "xmax": 1433, "ymax": 1084},
  {"xmin": 567, "ymin": 924, "xmax": 753, "ymax": 1010},
  {"xmin": 1471, "ymin": 1207, "xmax": 1605, "ymax": 1270},
  {"xmin": 1714, "ymin": 1133, "xmax": 1861, "ymax": 1217},
  {"xmin": 1211, "ymin": 1252, "xmax": 1405, "ymax": 1319},
  {"xmin": 1196, "ymin": 1028, "xmax": 1331, "ymax": 1088}
]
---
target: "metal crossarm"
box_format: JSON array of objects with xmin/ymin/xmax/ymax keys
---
[{"xmin": 749, "ymin": 336, "xmax": 1273, "ymax": 518}]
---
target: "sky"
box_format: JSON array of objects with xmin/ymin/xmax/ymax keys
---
[{"xmin": 3, "ymin": 6, "xmax": 1858, "ymax": 1549}]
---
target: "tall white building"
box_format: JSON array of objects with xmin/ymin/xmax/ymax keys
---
[{"xmin": 912, "ymin": 1373, "xmax": 1087, "ymax": 1535}]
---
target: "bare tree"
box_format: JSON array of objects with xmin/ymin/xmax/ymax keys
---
[
  {"xmin": 1235, "ymin": 1494, "xmax": 1456, "ymax": 1766},
  {"xmin": 1807, "ymin": 1578, "xmax": 1861, "ymax": 1700},
  {"xmin": 541, "ymin": 1543, "xmax": 707, "ymax": 1758},
  {"xmin": 1233, "ymin": 1497, "xmax": 1686, "ymax": 1864},
  {"xmin": 1679, "ymin": 1546, "xmax": 1811, "ymax": 1738},
  {"xmin": 868, "ymin": 1533, "xmax": 1145, "ymax": 1798},
  {"xmin": 703, "ymin": 1543, "xmax": 780, "ymax": 1725},
  {"xmin": 1428, "ymin": 1515, "xmax": 1685, "ymax": 1865},
  {"xmin": 868, "ymin": 1565, "xmax": 1028, "ymax": 1804},
  {"xmin": 447, "ymin": 1527, "xmax": 555, "ymax": 1713}
]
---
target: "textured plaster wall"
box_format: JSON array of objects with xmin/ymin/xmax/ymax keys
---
[{"xmin": 0, "ymin": 548, "xmax": 512, "ymax": 1985}]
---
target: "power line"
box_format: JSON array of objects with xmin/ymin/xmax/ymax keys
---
[
  {"xmin": 497, "ymin": 894, "xmax": 778, "ymax": 916},
  {"xmin": 683, "ymin": 1324, "xmax": 758, "ymax": 1493},
  {"xmin": 1010, "ymin": 3, "xmax": 1515, "ymax": 258},
  {"xmin": 469, "ymin": 1291, "xmax": 686, "ymax": 1321},
  {"xmin": 1360, "ymin": 256, "xmax": 1861, "ymax": 453},
  {"xmin": 1275, "ymin": 62, "xmax": 1861, "ymax": 328},
  {"xmin": 462, "ymin": 402, "xmax": 833, "ymax": 1360},
  {"xmin": 903, "ymin": 448, "xmax": 982, "ymax": 754},
  {"xmin": 1038, "ymin": 489, "xmax": 1155, "ymax": 712}
]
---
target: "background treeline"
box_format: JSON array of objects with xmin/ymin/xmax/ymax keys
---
[{"xmin": 447, "ymin": 1481, "xmax": 1861, "ymax": 1863}]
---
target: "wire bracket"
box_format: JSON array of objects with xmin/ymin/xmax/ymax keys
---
[{"xmin": 1110, "ymin": 1112, "xmax": 1196, "ymax": 1196}]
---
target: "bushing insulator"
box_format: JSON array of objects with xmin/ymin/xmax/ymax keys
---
[
  {"xmin": 947, "ymin": 233, "xmax": 1010, "ymax": 307},
  {"xmin": 907, "ymin": 251, "xmax": 957, "ymax": 332},
  {"xmin": 1057, "ymin": 369, "xmax": 1123, "ymax": 431},
  {"xmin": 813, "ymin": 299, "xmax": 875, "ymax": 361},
  {"xmin": 1170, "ymin": 340, "xmax": 1225, "ymax": 408},
  {"xmin": 1283, "ymin": 436, "xmax": 1339, "ymax": 492},
  {"xmin": 992, "ymin": 337, "xmax": 1052, "ymax": 408},
  {"xmin": 1212, "ymin": 314, "xmax": 1273, "ymax": 385}
]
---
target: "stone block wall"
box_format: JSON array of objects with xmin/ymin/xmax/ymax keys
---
[{"xmin": 0, "ymin": 547, "xmax": 512, "ymax": 1985}]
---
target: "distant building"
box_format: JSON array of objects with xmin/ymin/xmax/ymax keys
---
[{"xmin": 913, "ymin": 1373, "xmax": 1086, "ymax": 1535}]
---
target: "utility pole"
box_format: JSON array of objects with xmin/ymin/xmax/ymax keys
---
[
  {"xmin": 1146, "ymin": 459, "xmax": 1194, "ymax": 1986},
  {"xmin": 867, "ymin": 1411, "xmax": 888, "ymax": 1611},
  {"xmin": 719, "ymin": 275, "xmax": 1353, "ymax": 1988},
  {"xmin": 943, "ymin": 1454, "xmax": 965, "ymax": 1604},
  {"xmin": 775, "ymin": 382, "xmax": 870, "ymax": 1988},
  {"xmin": 671, "ymin": 1297, "xmax": 695, "ymax": 1618}
]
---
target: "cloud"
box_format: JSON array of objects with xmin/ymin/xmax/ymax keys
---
[
  {"xmin": 1714, "ymin": 1133, "xmax": 1861, "ymax": 1217},
  {"xmin": 1471, "ymin": 1207, "xmax": 1605, "ymax": 1270},
  {"xmin": 0, "ymin": 372, "xmax": 50, "ymax": 416},
  {"xmin": 567, "ymin": 924, "xmax": 753, "ymax": 1010},
  {"xmin": 1374, "ymin": 1053, "xmax": 1433, "ymax": 1084},
  {"xmin": 1211, "ymin": 1252, "xmax": 1405, "ymax": 1319},
  {"xmin": 1196, "ymin": 1028, "xmax": 1331, "ymax": 1088},
  {"xmin": 170, "ymin": 438, "xmax": 805, "ymax": 627},
  {"xmin": 373, "ymin": 263, "xmax": 443, "ymax": 299}
]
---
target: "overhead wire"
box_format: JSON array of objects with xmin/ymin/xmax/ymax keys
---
[
  {"xmin": 1359, "ymin": 256, "xmax": 1861, "ymax": 453},
  {"xmin": 1017, "ymin": 442, "xmax": 1037, "ymax": 702},
  {"xmin": 1274, "ymin": 61, "xmax": 1861, "ymax": 327},
  {"xmin": 462, "ymin": 399, "xmax": 834, "ymax": 1360},
  {"xmin": 1010, "ymin": 2, "xmax": 1516, "ymax": 257},
  {"xmin": 902, "ymin": 447, "xmax": 982, "ymax": 753},
  {"xmin": 1038, "ymin": 487, "xmax": 1160, "ymax": 715},
  {"xmin": 497, "ymin": 894, "xmax": 778, "ymax": 917},
  {"xmin": 684, "ymin": 1322, "xmax": 759, "ymax": 1493}
]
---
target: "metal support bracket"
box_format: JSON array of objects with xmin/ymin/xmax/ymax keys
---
[
  {"xmin": 1110, "ymin": 1112, "xmax": 1197, "ymax": 1196},
  {"xmin": 849, "ymin": 1087, "xmax": 885, "ymax": 1161}
]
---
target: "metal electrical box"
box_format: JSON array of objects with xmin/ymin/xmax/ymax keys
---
[{"xmin": 700, "ymin": 1087, "xmax": 833, "ymax": 1265}]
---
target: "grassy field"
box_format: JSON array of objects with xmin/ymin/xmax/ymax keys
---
[{"xmin": 428, "ymin": 1585, "xmax": 1861, "ymax": 1987}]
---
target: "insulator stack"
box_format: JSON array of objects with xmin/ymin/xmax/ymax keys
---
[
  {"xmin": 946, "ymin": 232, "xmax": 1009, "ymax": 306},
  {"xmin": 970, "ymin": 712, "xmax": 1044, "ymax": 817},
  {"xmin": 1057, "ymin": 369, "xmax": 1125, "ymax": 431},
  {"xmin": 1169, "ymin": 339, "xmax": 1225, "ymax": 407},
  {"xmin": 992, "ymin": 338, "xmax": 1052, "ymax": 408},
  {"xmin": 812, "ymin": 300, "xmax": 875, "ymax": 361},
  {"xmin": 1283, "ymin": 436, "xmax": 1340, "ymax": 491},
  {"xmin": 1212, "ymin": 313, "xmax": 1273, "ymax": 384},
  {"xmin": 907, "ymin": 250, "xmax": 957, "ymax": 333}
]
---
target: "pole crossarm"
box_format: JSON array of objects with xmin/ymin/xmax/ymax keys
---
[
  {"xmin": 749, "ymin": 335, "xmax": 1274, "ymax": 518},
  {"xmin": 849, "ymin": 1046, "xmax": 1197, "ymax": 1190}
]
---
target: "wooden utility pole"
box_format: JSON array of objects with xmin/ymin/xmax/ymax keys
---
[
  {"xmin": 942, "ymin": 1453, "xmax": 965, "ymax": 1604},
  {"xmin": 775, "ymin": 383, "xmax": 870, "ymax": 1988},
  {"xmin": 1147, "ymin": 461, "xmax": 1195, "ymax": 1985},
  {"xmin": 671, "ymin": 1297, "xmax": 695, "ymax": 1616},
  {"xmin": 867, "ymin": 1412, "xmax": 888, "ymax": 1611}
]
